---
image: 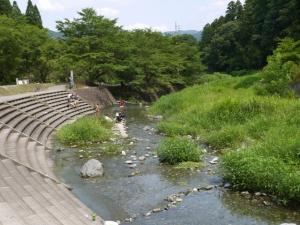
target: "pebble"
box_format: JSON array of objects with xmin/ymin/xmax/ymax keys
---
[
  {"xmin": 241, "ymin": 191, "xmax": 250, "ymax": 196},
  {"xmin": 152, "ymin": 208, "xmax": 162, "ymax": 213},
  {"xmin": 129, "ymin": 164, "xmax": 137, "ymax": 169},
  {"xmin": 255, "ymin": 192, "xmax": 262, "ymax": 196},
  {"xmin": 280, "ymin": 223, "xmax": 297, "ymax": 225},
  {"xmin": 209, "ymin": 157, "xmax": 219, "ymax": 164},
  {"xmin": 205, "ymin": 185, "xmax": 214, "ymax": 190},
  {"xmin": 125, "ymin": 160, "xmax": 133, "ymax": 164},
  {"xmin": 121, "ymin": 151, "xmax": 126, "ymax": 156},
  {"xmin": 138, "ymin": 156, "xmax": 146, "ymax": 161},
  {"xmin": 224, "ymin": 183, "xmax": 231, "ymax": 188},
  {"xmin": 104, "ymin": 221, "xmax": 119, "ymax": 225},
  {"xmin": 263, "ymin": 201, "xmax": 272, "ymax": 206},
  {"xmin": 145, "ymin": 212, "xmax": 152, "ymax": 217},
  {"xmin": 192, "ymin": 188, "xmax": 198, "ymax": 192},
  {"xmin": 146, "ymin": 147, "xmax": 151, "ymax": 150},
  {"xmin": 145, "ymin": 154, "xmax": 150, "ymax": 157},
  {"xmin": 129, "ymin": 142, "xmax": 134, "ymax": 145},
  {"xmin": 79, "ymin": 155, "xmax": 83, "ymax": 159},
  {"xmin": 124, "ymin": 218, "xmax": 133, "ymax": 223},
  {"xmin": 175, "ymin": 198, "xmax": 183, "ymax": 202},
  {"xmin": 143, "ymin": 126, "xmax": 152, "ymax": 131}
]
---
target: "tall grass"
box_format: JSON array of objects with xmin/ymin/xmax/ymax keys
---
[
  {"xmin": 151, "ymin": 74, "xmax": 300, "ymax": 204},
  {"xmin": 156, "ymin": 137, "xmax": 203, "ymax": 165},
  {"xmin": 57, "ymin": 116, "xmax": 113, "ymax": 144}
]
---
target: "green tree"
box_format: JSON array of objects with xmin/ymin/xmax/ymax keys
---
[
  {"xmin": 0, "ymin": 0, "xmax": 12, "ymax": 15},
  {"xmin": 25, "ymin": 0, "xmax": 43, "ymax": 28},
  {"xmin": 11, "ymin": 1, "xmax": 22, "ymax": 17}
]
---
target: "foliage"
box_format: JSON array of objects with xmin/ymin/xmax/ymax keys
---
[
  {"xmin": 0, "ymin": 0, "xmax": 12, "ymax": 16},
  {"xmin": 25, "ymin": 0, "xmax": 42, "ymax": 28},
  {"xmin": 256, "ymin": 38, "xmax": 300, "ymax": 97},
  {"xmin": 201, "ymin": 0, "xmax": 300, "ymax": 72},
  {"xmin": 54, "ymin": 8, "xmax": 205, "ymax": 100},
  {"xmin": 151, "ymin": 75, "xmax": 300, "ymax": 204},
  {"xmin": 56, "ymin": 116, "xmax": 113, "ymax": 144},
  {"xmin": 156, "ymin": 137, "xmax": 203, "ymax": 165},
  {"xmin": 0, "ymin": 15, "xmax": 52, "ymax": 84}
]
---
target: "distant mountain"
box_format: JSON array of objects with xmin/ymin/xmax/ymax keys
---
[
  {"xmin": 48, "ymin": 30, "xmax": 64, "ymax": 39},
  {"xmin": 164, "ymin": 30, "xmax": 202, "ymax": 40}
]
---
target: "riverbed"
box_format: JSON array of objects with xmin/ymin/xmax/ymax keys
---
[{"xmin": 53, "ymin": 105, "xmax": 300, "ymax": 225}]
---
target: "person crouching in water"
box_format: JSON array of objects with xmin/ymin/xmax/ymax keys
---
[{"xmin": 115, "ymin": 112, "xmax": 125, "ymax": 123}]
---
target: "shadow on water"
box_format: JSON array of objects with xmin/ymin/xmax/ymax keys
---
[{"xmin": 52, "ymin": 105, "xmax": 300, "ymax": 225}]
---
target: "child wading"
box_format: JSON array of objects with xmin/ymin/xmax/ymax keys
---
[{"xmin": 95, "ymin": 104, "xmax": 101, "ymax": 116}]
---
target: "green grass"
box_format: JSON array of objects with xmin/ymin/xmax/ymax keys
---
[
  {"xmin": 0, "ymin": 83, "xmax": 54, "ymax": 96},
  {"xmin": 151, "ymin": 73, "xmax": 300, "ymax": 205},
  {"xmin": 56, "ymin": 116, "xmax": 113, "ymax": 144},
  {"xmin": 156, "ymin": 137, "xmax": 203, "ymax": 165}
]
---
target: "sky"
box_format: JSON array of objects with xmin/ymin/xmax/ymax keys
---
[{"xmin": 13, "ymin": 0, "xmax": 245, "ymax": 32}]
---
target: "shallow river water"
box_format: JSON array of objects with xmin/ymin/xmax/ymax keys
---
[{"xmin": 53, "ymin": 105, "xmax": 300, "ymax": 225}]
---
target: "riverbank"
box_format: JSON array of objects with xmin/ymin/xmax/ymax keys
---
[
  {"xmin": 53, "ymin": 105, "xmax": 300, "ymax": 225},
  {"xmin": 150, "ymin": 73, "xmax": 300, "ymax": 206}
]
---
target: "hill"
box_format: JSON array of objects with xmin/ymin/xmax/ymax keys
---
[
  {"xmin": 164, "ymin": 30, "xmax": 202, "ymax": 40},
  {"xmin": 48, "ymin": 30, "xmax": 64, "ymax": 39}
]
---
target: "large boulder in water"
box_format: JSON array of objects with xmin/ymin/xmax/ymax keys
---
[{"xmin": 80, "ymin": 159, "xmax": 104, "ymax": 178}]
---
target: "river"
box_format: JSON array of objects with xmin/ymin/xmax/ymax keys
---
[{"xmin": 52, "ymin": 105, "xmax": 300, "ymax": 225}]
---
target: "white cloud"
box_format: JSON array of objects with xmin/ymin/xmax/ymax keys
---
[
  {"xmin": 96, "ymin": 7, "xmax": 119, "ymax": 19},
  {"xmin": 123, "ymin": 23, "xmax": 168, "ymax": 32},
  {"xmin": 36, "ymin": 0, "xmax": 64, "ymax": 11}
]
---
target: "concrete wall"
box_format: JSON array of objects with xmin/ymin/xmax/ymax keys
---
[{"xmin": 74, "ymin": 86, "xmax": 116, "ymax": 106}]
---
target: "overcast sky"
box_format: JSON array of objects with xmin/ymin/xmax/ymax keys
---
[{"xmin": 13, "ymin": 0, "xmax": 245, "ymax": 31}]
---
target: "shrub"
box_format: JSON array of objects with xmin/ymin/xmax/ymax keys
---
[
  {"xmin": 156, "ymin": 137, "xmax": 203, "ymax": 165},
  {"xmin": 57, "ymin": 116, "xmax": 112, "ymax": 144},
  {"xmin": 256, "ymin": 38, "xmax": 300, "ymax": 97}
]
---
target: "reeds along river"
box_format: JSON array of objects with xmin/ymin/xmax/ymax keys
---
[{"xmin": 53, "ymin": 105, "xmax": 300, "ymax": 225}]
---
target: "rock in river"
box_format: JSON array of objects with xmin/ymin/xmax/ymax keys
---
[{"xmin": 80, "ymin": 159, "xmax": 104, "ymax": 178}]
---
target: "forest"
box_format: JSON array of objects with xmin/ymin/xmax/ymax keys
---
[{"xmin": 0, "ymin": 0, "xmax": 299, "ymax": 99}]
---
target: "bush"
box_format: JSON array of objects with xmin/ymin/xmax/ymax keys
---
[
  {"xmin": 156, "ymin": 137, "xmax": 203, "ymax": 165},
  {"xmin": 221, "ymin": 150, "xmax": 300, "ymax": 204},
  {"xmin": 256, "ymin": 38, "xmax": 300, "ymax": 97},
  {"xmin": 57, "ymin": 116, "xmax": 112, "ymax": 144}
]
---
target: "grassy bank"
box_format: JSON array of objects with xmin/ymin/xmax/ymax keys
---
[
  {"xmin": 57, "ymin": 116, "xmax": 113, "ymax": 144},
  {"xmin": 150, "ymin": 74, "xmax": 300, "ymax": 205},
  {"xmin": 0, "ymin": 83, "xmax": 54, "ymax": 96}
]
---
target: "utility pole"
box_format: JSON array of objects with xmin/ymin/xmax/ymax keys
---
[{"xmin": 175, "ymin": 22, "xmax": 181, "ymax": 34}]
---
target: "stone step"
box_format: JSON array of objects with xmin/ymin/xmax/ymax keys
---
[
  {"xmin": 0, "ymin": 187, "xmax": 34, "ymax": 218},
  {"xmin": 26, "ymin": 142, "xmax": 41, "ymax": 172},
  {"xmin": 0, "ymin": 202, "xmax": 27, "ymax": 225},
  {"xmin": 0, "ymin": 109, "xmax": 23, "ymax": 125},
  {"xmin": 1, "ymin": 160, "xmax": 66, "ymax": 225},
  {"xmin": 16, "ymin": 137, "xmax": 30, "ymax": 166}
]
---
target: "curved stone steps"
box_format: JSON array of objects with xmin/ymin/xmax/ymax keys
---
[
  {"xmin": 0, "ymin": 128, "xmax": 13, "ymax": 154},
  {"xmin": 3, "ymin": 131, "xmax": 20, "ymax": 159},
  {"xmin": 0, "ymin": 159, "xmax": 92, "ymax": 225},
  {"xmin": 0, "ymin": 90, "xmax": 102, "ymax": 225},
  {"xmin": 0, "ymin": 108, "xmax": 23, "ymax": 125}
]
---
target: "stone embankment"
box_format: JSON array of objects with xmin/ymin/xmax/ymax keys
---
[{"xmin": 0, "ymin": 89, "xmax": 104, "ymax": 225}]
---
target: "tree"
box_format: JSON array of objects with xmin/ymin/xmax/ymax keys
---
[
  {"xmin": 25, "ymin": 0, "xmax": 43, "ymax": 28},
  {"xmin": 11, "ymin": 1, "xmax": 22, "ymax": 18},
  {"xmin": 33, "ymin": 5, "xmax": 42, "ymax": 28},
  {"xmin": 0, "ymin": 0, "xmax": 12, "ymax": 16}
]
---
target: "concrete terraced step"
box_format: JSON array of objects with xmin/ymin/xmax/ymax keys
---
[
  {"xmin": 0, "ymin": 90, "xmax": 100, "ymax": 225},
  {"xmin": 0, "ymin": 158, "xmax": 101, "ymax": 225}
]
